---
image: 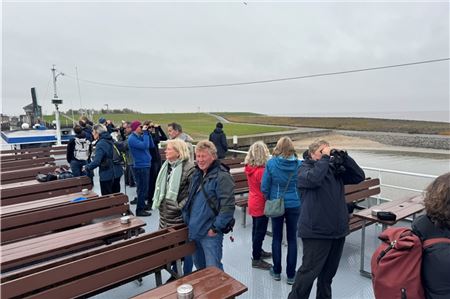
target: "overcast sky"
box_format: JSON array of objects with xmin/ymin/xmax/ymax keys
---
[{"xmin": 2, "ymin": 1, "xmax": 449, "ymax": 121}]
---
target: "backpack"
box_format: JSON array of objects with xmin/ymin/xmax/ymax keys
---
[
  {"xmin": 112, "ymin": 143, "xmax": 126, "ymax": 166},
  {"xmin": 371, "ymin": 227, "xmax": 450, "ymax": 299},
  {"xmin": 74, "ymin": 137, "xmax": 90, "ymax": 161}
]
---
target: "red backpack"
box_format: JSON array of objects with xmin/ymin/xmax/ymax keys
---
[{"xmin": 371, "ymin": 227, "xmax": 450, "ymax": 299}]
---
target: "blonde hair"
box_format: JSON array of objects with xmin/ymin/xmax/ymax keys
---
[
  {"xmin": 195, "ymin": 140, "xmax": 217, "ymax": 159},
  {"xmin": 245, "ymin": 141, "xmax": 270, "ymax": 167},
  {"xmin": 272, "ymin": 136, "xmax": 296, "ymax": 158},
  {"xmin": 308, "ymin": 139, "xmax": 329, "ymax": 154},
  {"xmin": 166, "ymin": 139, "xmax": 190, "ymax": 161}
]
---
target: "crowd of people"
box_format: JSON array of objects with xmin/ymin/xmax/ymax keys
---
[{"xmin": 66, "ymin": 116, "xmax": 450, "ymax": 299}]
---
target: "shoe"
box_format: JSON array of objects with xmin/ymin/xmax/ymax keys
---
[
  {"xmin": 136, "ymin": 211, "xmax": 152, "ymax": 217},
  {"xmin": 287, "ymin": 277, "xmax": 295, "ymax": 285},
  {"xmin": 261, "ymin": 250, "xmax": 272, "ymax": 259},
  {"xmin": 144, "ymin": 204, "xmax": 152, "ymax": 211},
  {"xmin": 130, "ymin": 198, "xmax": 138, "ymax": 205},
  {"xmin": 252, "ymin": 259, "xmax": 272, "ymax": 270},
  {"xmin": 269, "ymin": 267, "xmax": 281, "ymax": 281}
]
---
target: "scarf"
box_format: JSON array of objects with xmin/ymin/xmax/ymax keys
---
[{"xmin": 152, "ymin": 159, "xmax": 183, "ymax": 210}]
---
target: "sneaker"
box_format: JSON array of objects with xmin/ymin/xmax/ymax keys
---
[
  {"xmin": 252, "ymin": 259, "xmax": 272, "ymax": 270},
  {"xmin": 136, "ymin": 211, "xmax": 152, "ymax": 217},
  {"xmin": 130, "ymin": 198, "xmax": 138, "ymax": 205},
  {"xmin": 261, "ymin": 250, "xmax": 272, "ymax": 259},
  {"xmin": 287, "ymin": 277, "xmax": 295, "ymax": 285},
  {"xmin": 269, "ymin": 267, "xmax": 281, "ymax": 281}
]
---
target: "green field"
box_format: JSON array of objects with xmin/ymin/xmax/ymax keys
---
[
  {"xmin": 217, "ymin": 113, "xmax": 450, "ymax": 135},
  {"xmin": 44, "ymin": 113, "xmax": 289, "ymax": 139}
]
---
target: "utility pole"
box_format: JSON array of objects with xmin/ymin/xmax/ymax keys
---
[{"xmin": 51, "ymin": 65, "xmax": 64, "ymax": 146}]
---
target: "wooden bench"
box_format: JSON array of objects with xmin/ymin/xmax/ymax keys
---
[
  {"xmin": 0, "ymin": 157, "xmax": 56, "ymax": 171},
  {"xmin": 0, "ymin": 216, "xmax": 145, "ymax": 273},
  {"xmin": 1, "ymin": 147, "xmax": 52, "ymax": 155},
  {"xmin": 1, "ymin": 176, "xmax": 93, "ymax": 206},
  {"xmin": 222, "ymin": 157, "xmax": 245, "ymax": 169},
  {"xmin": 1, "ymin": 165, "xmax": 61, "ymax": 184},
  {"xmin": 0, "ymin": 151, "xmax": 51, "ymax": 162},
  {"xmin": 0, "ymin": 225, "xmax": 195, "ymax": 299},
  {"xmin": 132, "ymin": 267, "xmax": 248, "ymax": 299},
  {"xmin": 0, "ymin": 192, "xmax": 133, "ymax": 244}
]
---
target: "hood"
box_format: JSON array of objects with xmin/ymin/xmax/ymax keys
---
[
  {"xmin": 213, "ymin": 128, "xmax": 223, "ymax": 134},
  {"xmin": 99, "ymin": 131, "xmax": 112, "ymax": 141},
  {"xmin": 75, "ymin": 131, "xmax": 87, "ymax": 139},
  {"xmin": 245, "ymin": 164, "xmax": 263, "ymax": 176},
  {"xmin": 178, "ymin": 133, "xmax": 193, "ymax": 143},
  {"xmin": 273, "ymin": 156, "xmax": 300, "ymax": 171}
]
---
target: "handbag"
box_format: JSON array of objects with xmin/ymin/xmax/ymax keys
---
[{"xmin": 264, "ymin": 172, "xmax": 294, "ymax": 218}]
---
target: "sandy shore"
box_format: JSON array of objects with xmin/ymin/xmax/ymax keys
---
[{"xmin": 293, "ymin": 134, "xmax": 450, "ymax": 155}]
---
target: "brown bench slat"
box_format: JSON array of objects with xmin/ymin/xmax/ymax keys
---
[
  {"xmin": 0, "ymin": 152, "xmax": 51, "ymax": 162},
  {"xmin": 345, "ymin": 187, "xmax": 381, "ymax": 204},
  {"xmin": 1, "ymin": 226, "xmax": 193, "ymax": 299},
  {"xmin": 1, "ymin": 147, "xmax": 51, "ymax": 155},
  {"xmin": 0, "ymin": 157, "xmax": 55, "ymax": 169},
  {"xmin": 132, "ymin": 267, "xmax": 247, "ymax": 299},
  {"xmin": 1, "ymin": 217, "xmax": 145, "ymax": 271},
  {"xmin": 0, "ymin": 165, "xmax": 60, "ymax": 184},
  {"xmin": 344, "ymin": 178, "xmax": 380, "ymax": 194}
]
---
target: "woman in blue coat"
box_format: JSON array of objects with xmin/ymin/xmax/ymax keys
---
[{"xmin": 261, "ymin": 136, "xmax": 302, "ymax": 285}]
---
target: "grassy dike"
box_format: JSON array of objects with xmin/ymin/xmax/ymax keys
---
[{"xmin": 217, "ymin": 113, "xmax": 450, "ymax": 135}]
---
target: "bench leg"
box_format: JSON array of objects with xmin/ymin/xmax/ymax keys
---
[
  {"xmin": 242, "ymin": 206, "xmax": 247, "ymax": 228},
  {"xmin": 155, "ymin": 270, "xmax": 163, "ymax": 286},
  {"xmin": 176, "ymin": 259, "xmax": 183, "ymax": 277},
  {"xmin": 359, "ymin": 220, "xmax": 371, "ymax": 278}
]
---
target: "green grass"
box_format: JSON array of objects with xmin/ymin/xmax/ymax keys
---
[
  {"xmin": 43, "ymin": 113, "xmax": 289, "ymax": 139},
  {"xmin": 216, "ymin": 113, "xmax": 450, "ymax": 135}
]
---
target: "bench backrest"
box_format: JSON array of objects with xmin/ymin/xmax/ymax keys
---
[
  {"xmin": 344, "ymin": 178, "xmax": 381, "ymax": 203},
  {"xmin": 1, "ymin": 176, "xmax": 93, "ymax": 206},
  {"xmin": 1, "ymin": 165, "xmax": 60, "ymax": 184},
  {"xmin": 232, "ymin": 172, "xmax": 249, "ymax": 194},
  {"xmin": 1, "ymin": 193, "xmax": 129, "ymax": 244},
  {"xmin": 0, "ymin": 151, "xmax": 51, "ymax": 162},
  {"xmin": 222, "ymin": 157, "xmax": 245, "ymax": 169},
  {"xmin": 0, "ymin": 157, "xmax": 56, "ymax": 171},
  {"xmin": 1, "ymin": 225, "xmax": 195, "ymax": 299}
]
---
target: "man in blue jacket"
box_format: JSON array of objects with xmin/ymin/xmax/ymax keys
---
[
  {"xmin": 288, "ymin": 140, "xmax": 365, "ymax": 299},
  {"xmin": 128, "ymin": 121, "xmax": 155, "ymax": 217},
  {"xmin": 183, "ymin": 140, "xmax": 235, "ymax": 271}
]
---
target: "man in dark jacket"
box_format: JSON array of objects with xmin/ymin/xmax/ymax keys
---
[
  {"xmin": 209, "ymin": 122, "xmax": 228, "ymax": 159},
  {"xmin": 183, "ymin": 140, "xmax": 235, "ymax": 271},
  {"xmin": 84, "ymin": 124, "xmax": 115, "ymax": 195},
  {"xmin": 288, "ymin": 140, "xmax": 365, "ymax": 299},
  {"xmin": 66, "ymin": 125, "xmax": 91, "ymax": 177}
]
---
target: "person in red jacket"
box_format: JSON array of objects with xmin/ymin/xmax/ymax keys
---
[{"xmin": 244, "ymin": 141, "xmax": 272, "ymax": 270}]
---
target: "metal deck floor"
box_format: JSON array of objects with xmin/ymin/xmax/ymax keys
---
[{"xmin": 91, "ymin": 179, "xmax": 405, "ymax": 299}]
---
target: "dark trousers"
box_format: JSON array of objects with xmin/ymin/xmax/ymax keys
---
[
  {"xmin": 100, "ymin": 179, "xmax": 114, "ymax": 196},
  {"xmin": 252, "ymin": 215, "xmax": 269, "ymax": 260},
  {"xmin": 272, "ymin": 207, "xmax": 300, "ymax": 279},
  {"xmin": 133, "ymin": 167, "xmax": 150, "ymax": 214},
  {"xmin": 112, "ymin": 177, "xmax": 121, "ymax": 193},
  {"xmin": 125, "ymin": 164, "xmax": 135, "ymax": 187},
  {"xmin": 288, "ymin": 237, "xmax": 346, "ymax": 299},
  {"xmin": 70, "ymin": 160, "xmax": 87, "ymax": 177}
]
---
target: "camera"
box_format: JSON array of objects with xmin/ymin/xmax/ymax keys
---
[{"xmin": 329, "ymin": 149, "xmax": 347, "ymax": 175}]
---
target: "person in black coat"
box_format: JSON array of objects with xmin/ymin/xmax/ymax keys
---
[
  {"xmin": 209, "ymin": 122, "xmax": 228, "ymax": 159},
  {"xmin": 288, "ymin": 139, "xmax": 365, "ymax": 299},
  {"xmin": 412, "ymin": 172, "xmax": 450, "ymax": 299}
]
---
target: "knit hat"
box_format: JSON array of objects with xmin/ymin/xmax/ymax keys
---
[
  {"xmin": 130, "ymin": 120, "xmax": 141, "ymax": 131},
  {"xmin": 98, "ymin": 117, "xmax": 106, "ymax": 124},
  {"xmin": 216, "ymin": 122, "xmax": 223, "ymax": 129}
]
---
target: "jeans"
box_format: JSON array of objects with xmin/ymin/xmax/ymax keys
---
[
  {"xmin": 133, "ymin": 167, "xmax": 150, "ymax": 214},
  {"xmin": 193, "ymin": 233, "xmax": 224, "ymax": 271},
  {"xmin": 271, "ymin": 207, "xmax": 300, "ymax": 279},
  {"xmin": 288, "ymin": 237, "xmax": 345, "ymax": 299},
  {"xmin": 252, "ymin": 215, "xmax": 269, "ymax": 260},
  {"xmin": 70, "ymin": 160, "xmax": 87, "ymax": 177}
]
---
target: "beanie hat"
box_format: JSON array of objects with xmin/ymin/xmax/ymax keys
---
[
  {"xmin": 216, "ymin": 122, "xmax": 223, "ymax": 129},
  {"xmin": 98, "ymin": 117, "xmax": 106, "ymax": 124},
  {"xmin": 130, "ymin": 120, "xmax": 141, "ymax": 131}
]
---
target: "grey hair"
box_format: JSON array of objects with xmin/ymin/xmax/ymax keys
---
[
  {"xmin": 245, "ymin": 141, "xmax": 270, "ymax": 167},
  {"xmin": 168, "ymin": 122, "xmax": 183, "ymax": 132},
  {"xmin": 308, "ymin": 139, "xmax": 330, "ymax": 154},
  {"xmin": 195, "ymin": 140, "xmax": 217, "ymax": 159},
  {"xmin": 93, "ymin": 124, "xmax": 107, "ymax": 134}
]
